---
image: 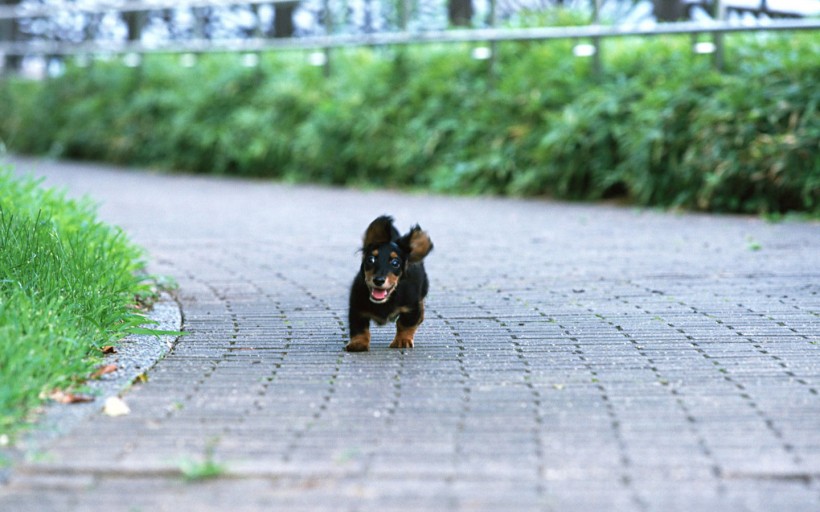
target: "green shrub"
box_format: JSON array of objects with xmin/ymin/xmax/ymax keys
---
[
  {"xmin": 685, "ymin": 71, "xmax": 819, "ymax": 213},
  {"xmin": 0, "ymin": 31, "xmax": 817, "ymax": 214}
]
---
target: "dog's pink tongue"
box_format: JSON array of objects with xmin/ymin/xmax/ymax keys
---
[{"xmin": 372, "ymin": 289, "xmax": 388, "ymax": 301}]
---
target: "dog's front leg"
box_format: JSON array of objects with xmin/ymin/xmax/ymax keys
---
[
  {"xmin": 390, "ymin": 301, "xmax": 424, "ymax": 349},
  {"xmin": 346, "ymin": 313, "xmax": 371, "ymax": 352}
]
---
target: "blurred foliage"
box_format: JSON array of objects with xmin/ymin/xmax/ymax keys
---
[{"xmin": 0, "ymin": 32, "xmax": 818, "ymax": 214}]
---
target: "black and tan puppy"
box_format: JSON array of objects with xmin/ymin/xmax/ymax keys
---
[{"xmin": 346, "ymin": 215, "xmax": 433, "ymax": 352}]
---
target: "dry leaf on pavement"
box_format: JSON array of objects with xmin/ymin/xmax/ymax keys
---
[
  {"xmin": 91, "ymin": 364, "xmax": 118, "ymax": 379},
  {"xmin": 47, "ymin": 390, "xmax": 95, "ymax": 404}
]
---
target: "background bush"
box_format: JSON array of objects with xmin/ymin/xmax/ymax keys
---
[{"xmin": 0, "ymin": 32, "xmax": 817, "ymax": 214}]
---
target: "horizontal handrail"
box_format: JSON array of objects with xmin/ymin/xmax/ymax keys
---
[
  {"xmin": 0, "ymin": 0, "xmax": 298, "ymax": 20},
  {"xmin": 1, "ymin": 18, "xmax": 818, "ymax": 56}
]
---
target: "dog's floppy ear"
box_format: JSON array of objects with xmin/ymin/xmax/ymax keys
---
[
  {"xmin": 398, "ymin": 225, "xmax": 433, "ymax": 264},
  {"xmin": 363, "ymin": 215, "xmax": 397, "ymax": 248}
]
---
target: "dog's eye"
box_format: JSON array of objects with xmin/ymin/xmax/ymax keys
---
[
  {"xmin": 390, "ymin": 258, "xmax": 401, "ymax": 268},
  {"xmin": 366, "ymin": 255, "xmax": 376, "ymax": 265}
]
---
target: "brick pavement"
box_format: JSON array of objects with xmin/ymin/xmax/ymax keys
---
[{"xmin": 1, "ymin": 156, "xmax": 819, "ymax": 511}]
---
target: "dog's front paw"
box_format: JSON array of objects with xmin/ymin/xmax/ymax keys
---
[
  {"xmin": 346, "ymin": 333, "xmax": 371, "ymax": 352},
  {"xmin": 389, "ymin": 336, "xmax": 414, "ymax": 349}
]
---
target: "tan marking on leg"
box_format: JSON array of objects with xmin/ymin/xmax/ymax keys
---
[
  {"xmin": 390, "ymin": 323, "xmax": 418, "ymax": 349},
  {"xmin": 346, "ymin": 330, "xmax": 371, "ymax": 352},
  {"xmin": 390, "ymin": 302, "xmax": 423, "ymax": 349}
]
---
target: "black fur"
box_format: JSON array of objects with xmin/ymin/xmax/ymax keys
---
[{"xmin": 346, "ymin": 215, "xmax": 433, "ymax": 352}]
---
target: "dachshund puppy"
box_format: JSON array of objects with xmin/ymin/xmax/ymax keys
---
[{"xmin": 346, "ymin": 215, "xmax": 433, "ymax": 352}]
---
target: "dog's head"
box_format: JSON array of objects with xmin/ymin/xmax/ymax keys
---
[{"xmin": 360, "ymin": 215, "xmax": 433, "ymax": 304}]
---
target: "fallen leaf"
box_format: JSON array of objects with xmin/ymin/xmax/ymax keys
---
[
  {"xmin": 48, "ymin": 390, "xmax": 95, "ymax": 404},
  {"xmin": 103, "ymin": 396, "xmax": 131, "ymax": 417},
  {"xmin": 101, "ymin": 346, "xmax": 117, "ymax": 354},
  {"xmin": 133, "ymin": 372, "xmax": 148, "ymax": 384},
  {"xmin": 91, "ymin": 364, "xmax": 118, "ymax": 379}
]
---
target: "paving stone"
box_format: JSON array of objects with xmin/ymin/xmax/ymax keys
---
[{"xmin": 2, "ymin": 156, "xmax": 819, "ymax": 511}]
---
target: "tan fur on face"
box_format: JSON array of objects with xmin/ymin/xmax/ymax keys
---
[{"xmin": 364, "ymin": 270, "xmax": 399, "ymax": 290}]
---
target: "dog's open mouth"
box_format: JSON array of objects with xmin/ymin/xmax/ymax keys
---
[{"xmin": 369, "ymin": 286, "xmax": 395, "ymax": 304}]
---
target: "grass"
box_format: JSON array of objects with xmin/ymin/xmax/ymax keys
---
[
  {"xmin": 177, "ymin": 439, "xmax": 226, "ymax": 482},
  {"xmin": 0, "ymin": 165, "xmax": 154, "ymax": 440}
]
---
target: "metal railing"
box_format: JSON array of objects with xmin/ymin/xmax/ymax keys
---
[
  {"xmin": 2, "ymin": 17, "xmax": 819, "ymax": 55},
  {"xmin": 0, "ymin": 0, "xmax": 293, "ymax": 18},
  {"xmin": 1, "ymin": 1, "xmax": 818, "ymax": 72}
]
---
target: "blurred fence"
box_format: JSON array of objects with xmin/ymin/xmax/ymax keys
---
[{"xmin": 1, "ymin": 0, "xmax": 819, "ymax": 75}]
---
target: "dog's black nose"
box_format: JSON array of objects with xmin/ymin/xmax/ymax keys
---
[{"xmin": 373, "ymin": 276, "xmax": 386, "ymax": 286}]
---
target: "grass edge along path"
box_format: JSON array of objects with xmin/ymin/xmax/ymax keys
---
[{"xmin": 0, "ymin": 165, "xmax": 155, "ymax": 445}]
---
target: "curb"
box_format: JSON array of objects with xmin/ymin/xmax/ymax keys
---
[{"xmin": 1, "ymin": 292, "xmax": 183, "ymax": 479}]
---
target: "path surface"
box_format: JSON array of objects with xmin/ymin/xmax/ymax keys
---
[{"xmin": 2, "ymin": 156, "xmax": 819, "ymax": 511}]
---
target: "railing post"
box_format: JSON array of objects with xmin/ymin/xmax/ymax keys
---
[
  {"xmin": 713, "ymin": 0, "xmax": 726, "ymax": 70},
  {"xmin": 591, "ymin": 0, "xmax": 602, "ymax": 78},
  {"xmin": 448, "ymin": 0, "xmax": 473, "ymax": 28},
  {"xmin": 322, "ymin": 0, "xmax": 331, "ymax": 76},
  {"xmin": 398, "ymin": 0, "xmax": 409, "ymax": 31},
  {"xmin": 0, "ymin": 0, "xmax": 22, "ymax": 74},
  {"xmin": 124, "ymin": 0, "xmax": 145, "ymax": 68},
  {"xmin": 273, "ymin": 2, "xmax": 298, "ymax": 38},
  {"xmin": 124, "ymin": 1, "xmax": 144, "ymax": 42},
  {"xmin": 487, "ymin": 0, "xmax": 496, "ymax": 78}
]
